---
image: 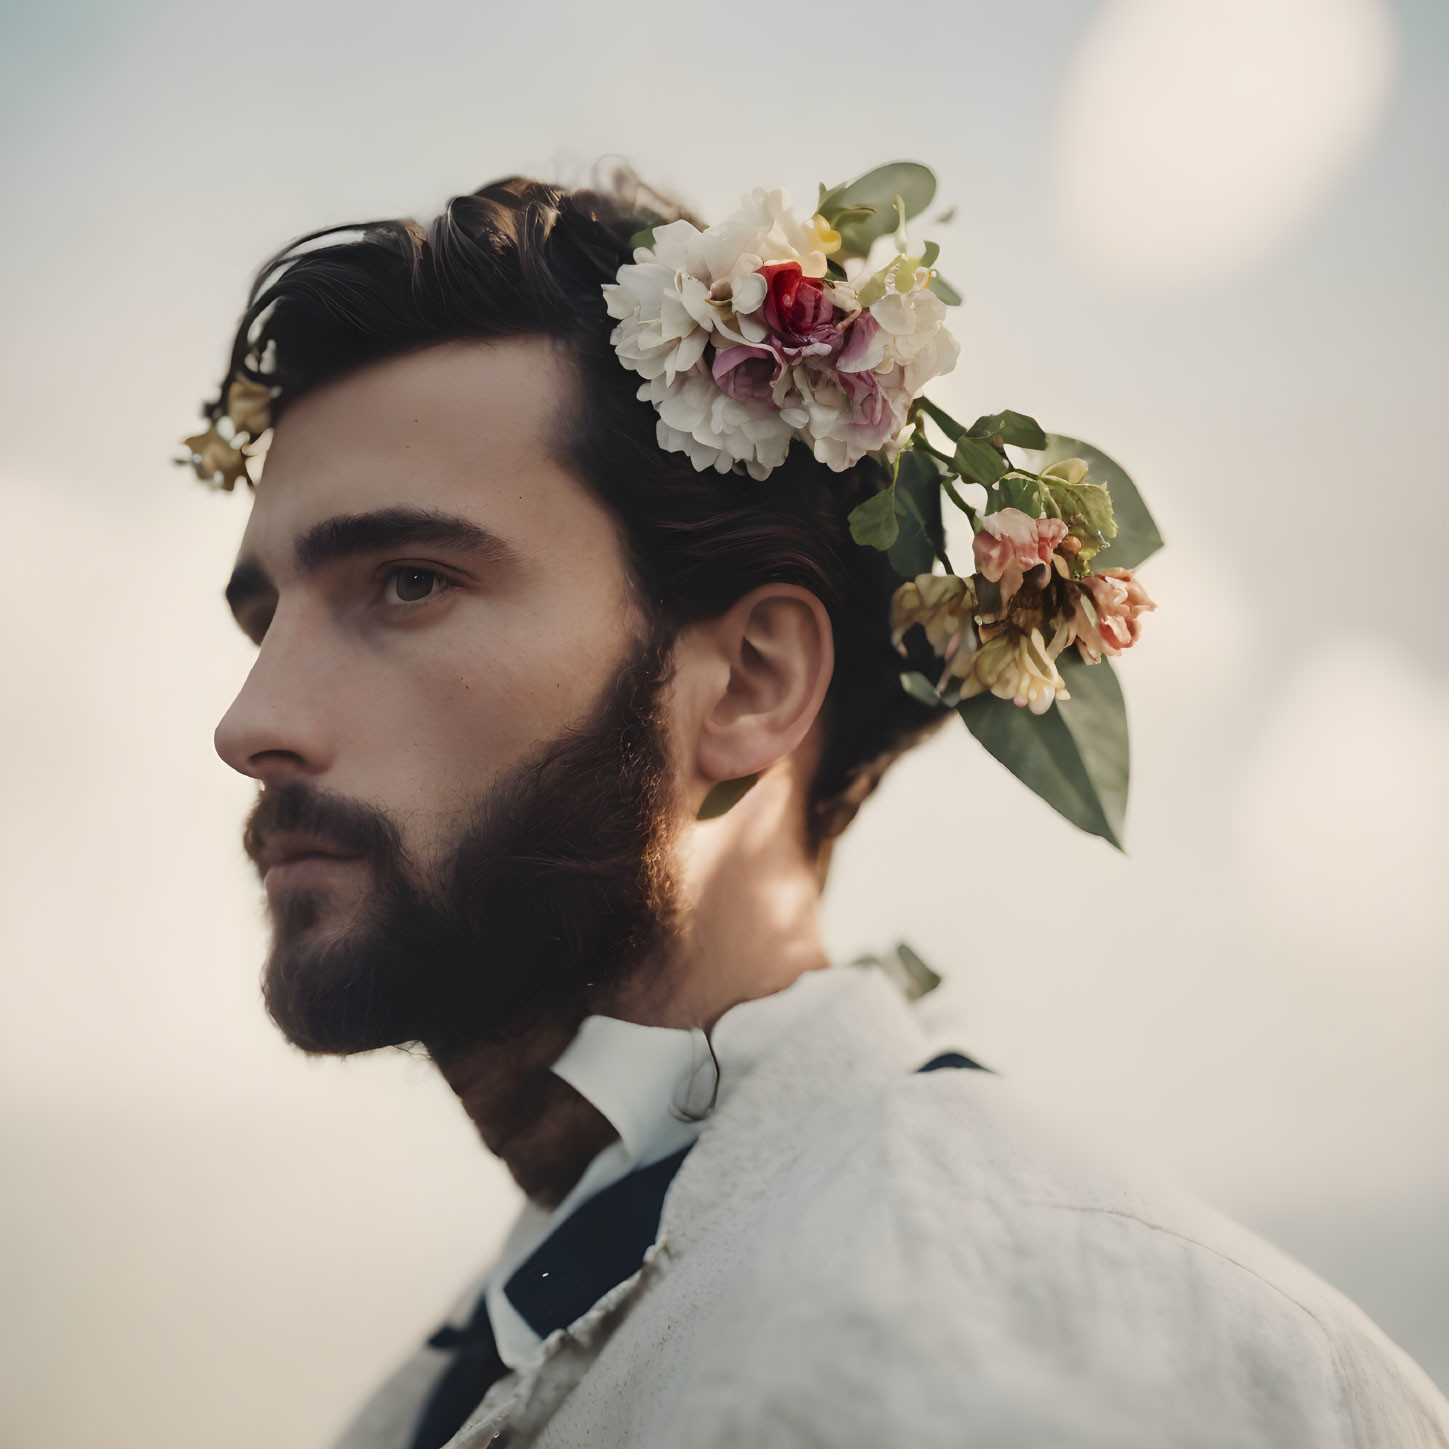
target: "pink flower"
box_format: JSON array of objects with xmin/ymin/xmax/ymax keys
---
[
  {"xmin": 711, "ymin": 345, "xmax": 778, "ymax": 404},
  {"xmin": 793, "ymin": 356, "xmax": 910, "ymax": 469},
  {"xmin": 838, "ymin": 311, "xmax": 886, "ymax": 372},
  {"xmin": 1085, "ymin": 567, "xmax": 1155, "ymax": 652},
  {"xmin": 972, "ymin": 509, "xmax": 1070, "ymax": 607},
  {"xmin": 837, "ymin": 367, "xmax": 894, "ymax": 436},
  {"xmin": 713, "ymin": 262, "xmax": 847, "ymax": 405},
  {"xmin": 1047, "ymin": 568, "xmax": 1156, "ymax": 665},
  {"xmin": 757, "ymin": 261, "xmax": 842, "ymax": 362}
]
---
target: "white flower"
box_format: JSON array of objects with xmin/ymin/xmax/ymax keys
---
[
  {"xmin": 602, "ymin": 188, "xmax": 959, "ymax": 480},
  {"xmin": 839, "ymin": 259, "xmax": 959, "ymax": 395},
  {"xmin": 790, "ymin": 360, "xmax": 910, "ymax": 471},
  {"xmin": 955, "ymin": 627, "xmax": 1070, "ymax": 714},
  {"xmin": 701, "ymin": 188, "xmax": 831, "ymax": 285},
  {"xmin": 602, "ymin": 190, "xmax": 834, "ymax": 388},
  {"xmin": 637, "ymin": 371, "xmax": 794, "ymax": 481}
]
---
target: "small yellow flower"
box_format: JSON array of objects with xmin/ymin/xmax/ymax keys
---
[
  {"xmin": 224, "ymin": 374, "xmax": 273, "ymax": 438},
  {"xmin": 180, "ymin": 425, "xmax": 251, "ymax": 491},
  {"xmin": 176, "ymin": 372, "xmax": 274, "ymax": 491},
  {"xmin": 806, "ymin": 213, "xmax": 842, "ymax": 256}
]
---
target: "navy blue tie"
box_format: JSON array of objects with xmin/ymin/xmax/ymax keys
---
[{"xmin": 406, "ymin": 1048, "xmax": 988, "ymax": 1449}]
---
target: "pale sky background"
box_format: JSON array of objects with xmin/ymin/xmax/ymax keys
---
[{"xmin": 2, "ymin": 1, "xmax": 1446, "ymax": 1445}]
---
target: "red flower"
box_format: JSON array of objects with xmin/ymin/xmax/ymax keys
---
[{"xmin": 756, "ymin": 261, "xmax": 842, "ymax": 361}]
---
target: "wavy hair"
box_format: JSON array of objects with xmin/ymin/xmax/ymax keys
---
[{"xmin": 194, "ymin": 167, "xmax": 951, "ymax": 854}]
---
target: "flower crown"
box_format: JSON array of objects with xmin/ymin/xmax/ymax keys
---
[
  {"xmin": 178, "ymin": 162, "xmax": 1161, "ymax": 849},
  {"xmin": 602, "ymin": 161, "xmax": 1163, "ymax": 848}
]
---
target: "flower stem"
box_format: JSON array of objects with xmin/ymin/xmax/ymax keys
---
[
  {"xmin": 942, "ymin": 477, "xmax": 980, "ymax": 532},
  {"xmin": 915, "ymin": 396, "xmax": 965, "ymax": 443},
  {"xmin": 912, "ymin": 437, "xmax": 956, "ymax": 468}
]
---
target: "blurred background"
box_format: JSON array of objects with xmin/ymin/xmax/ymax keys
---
[{"xmin": 2, "ymin": 0, "xmax": 1445, "ymax": 1443}]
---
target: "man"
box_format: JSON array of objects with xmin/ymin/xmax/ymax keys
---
[{"xmin": 191, "ymin": 174, "xmax": 1449, "ymax": 1447}]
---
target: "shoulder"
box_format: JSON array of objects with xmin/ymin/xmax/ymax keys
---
[{"xmin": 679, "ymin": 1065, "xmax": 1449, "ymax": 1449}]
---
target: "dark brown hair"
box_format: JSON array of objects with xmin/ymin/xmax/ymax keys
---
[{"xmin": 195, "ymin": 168, "xmax": 951, "ymax": 853}]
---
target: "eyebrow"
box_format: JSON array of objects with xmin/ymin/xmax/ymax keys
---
[{"xmin": 224, "ymin": 505, "xmax": 519, "ymax": 625}]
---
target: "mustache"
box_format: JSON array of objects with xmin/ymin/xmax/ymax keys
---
[
  {"xmin": 249, "ymin": 609, "xmax": 685, "ymax": 1058},
  {"xmin": 242, "ymin": 779, "xmax": 401, "ymax": 877}
]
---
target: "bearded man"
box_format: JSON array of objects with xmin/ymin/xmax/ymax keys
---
[{"xmin": 192, "ymin": 174, "xmax": 1449, "ymax": 1448}]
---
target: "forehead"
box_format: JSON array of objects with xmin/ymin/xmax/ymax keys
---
[{"xmin": 236, "ymin": 335, "xmax": 611, "ymax": 566}]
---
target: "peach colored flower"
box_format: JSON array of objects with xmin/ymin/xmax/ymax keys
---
[
  {"xmin": 973, "ymin": 509, "xmax": 1069, "ymax": 607},
  {"xmin": 1087, "ymin": 567, "xmax": 1156, "ymax": 652},
  {"xmin": 954, "ymin": 626, "xmax": 1069, "ymax": 714},
  {"xmin": 1047, "ymin": 588, "xmax": 1109, "ymax": 665},
  {"xmin": 1048, "ymin": 568, "xmax": 1156, "ymax": 664}
]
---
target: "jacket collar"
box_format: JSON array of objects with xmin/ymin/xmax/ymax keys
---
[
  {"xmin": 500, "ymin": 961, "xmax": 958, "ymax": 1340},
  {"xmin": 660, "ymin": 961, "xmax": 934, "ymax": 1254}
]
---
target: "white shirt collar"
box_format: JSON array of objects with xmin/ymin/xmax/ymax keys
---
[
  {"xmin": 549, "ymin": 1015, "xmax": 717, "ymax": 1168},
  {"xmin": 483, "ymin": 964, "xmax": 850, "ymax": 1369}
]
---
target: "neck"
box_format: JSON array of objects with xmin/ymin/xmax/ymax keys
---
[
  {"xmin": 430, "ymin": 754, "xmax": 832, "ymax": 1208},
  {"xmin": 429, "ymin": 1002, "xmax": 619, "ymax": 1209}
]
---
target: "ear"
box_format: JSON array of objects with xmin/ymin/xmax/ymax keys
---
[{"xmin": 685, "ymin": 584, "xmax": 834, "ymax": 798}]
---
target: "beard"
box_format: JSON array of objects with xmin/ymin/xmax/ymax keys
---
[{"xmin": 240, "ymin": 613, "xmax": 685, "ymax": 1058}]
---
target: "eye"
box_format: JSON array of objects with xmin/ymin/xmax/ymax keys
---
[{"xmin": 382, "ymin": 565, "xmax": 457, "ymax": 608}]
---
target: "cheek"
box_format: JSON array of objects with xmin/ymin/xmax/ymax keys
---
[{"xmin": 344, "ymin": 593, "xmax": 634, "ymax": 832}]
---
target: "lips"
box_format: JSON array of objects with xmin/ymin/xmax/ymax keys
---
[{"xmin": 257, "ymin": 835, "xmax": 361, "ymax": 876}]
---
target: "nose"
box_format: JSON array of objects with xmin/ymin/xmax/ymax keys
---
[{"xmin": 214, "ymin": 620, "xmax": 336, "ymax": 783}]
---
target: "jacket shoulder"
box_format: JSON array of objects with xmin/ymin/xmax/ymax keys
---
[{"xmin": 675, "ymin": 1066, "xmax": 1449, "ymax": 1449}]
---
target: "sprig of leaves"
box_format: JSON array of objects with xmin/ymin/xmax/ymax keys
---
[
  {"xmin": 665, "ymin": 157, "xmax": 1165, "ymax": 850},
  {"xmin": 847, "ymin": 399, "xmax": 1063, "ymax": 544},
  {"xmin": 847, "ymin": 446, "xmax": 950, "ymax": 578},
  {"xmin": 845, "ymin": 399, "xmax": 1164, "ymax": 848},
  {"xmin": 816, "ymin": 162, "xmax": 963, "ymax": 306}
]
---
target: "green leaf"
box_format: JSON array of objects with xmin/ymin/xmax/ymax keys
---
[
  {"xmin": 1039, "ymin": 464, "xmax": 1117, "ymax": 562},
  {"xmin": 997, "ymin": 472, "xmax": 1045, "ymax": 517},
  {"xmin": 1023, "ymin": 435, "xmax": 1164, "ymax": 570},
  {"xmin": 891, "ymin": 194, "xmax": 910, "ymax": 252},
  {"xmin": 968, "ymin": 410, "xmax": 1047, "ymax": 450},
  {"xmin": 953, "ymin": 435, "xmax": 1008, "ymax": 487},
  {"xmin": 695, "ymin": 772, "xmax": 763, "ymax": 820},
  {"xmin": 818, "ymin": 162, "xmax": 937, "ymax": 257},
  {"xmin": 893, "ymin": 941, "xmax": 943, "ymax": 998},
  {"xmin": 919, "ymin": 240, "xmax": 940, "ymax": 269},
  {"xmin": 858, "ymin": 252, "xmax": 921, "ymax": 308},
  {"xmin": 1055, "ymin": 652, "xmax": 1129, "ymax": 845},
  {"xmin": 928, "ymin": 272, "xmax": 963, "ymax": 305},
  {"xmin": 886, "ymin": 448, "xmax": 944, "ymax": 577},
  {"xmin": 899, "ymin": 671, "xmax": 945, "ymax": 706},
  {"xmin": 848, "ymin": 486, "xmax": 899, "ymax": 549},
  {"xmin": 957, "ymin": 653, "xmax": 1129, "ymax": 848},
  {"xmin": 827, "ymin": 204, "xmax": 878, "ymax": 229},
  {"xmin": 915, "ymin": 396, "xmax": 966, "ymax": 443},
  {"xmin": 627, "ymin": 226, "xmax": 656, "ymax": 253}
]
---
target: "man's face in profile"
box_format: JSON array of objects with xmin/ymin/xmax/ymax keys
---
[{"xmin": 214, "ymin": 336, "xmax": 685, "ymax": 1055}]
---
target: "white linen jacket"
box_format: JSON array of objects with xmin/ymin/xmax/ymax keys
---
[{"xmin": 335, "ymin": 962, "xmax": 1449, "ymax": 1449}]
